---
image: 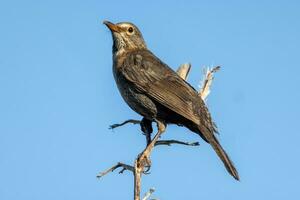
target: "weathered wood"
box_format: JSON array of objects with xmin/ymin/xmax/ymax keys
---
[
  {"xmin": 199, "ymin": 66, "xmax": 220, "ymax": 101},
  {"xmin": 176, "ymin": 63, "xmax": 191, "ymax": 80},
  {"xmin": 142, "ymin": 188, "xmax": 155, "ymax": 200},
  {"xmin": 97, "ymin": 162, "xmax": 134, "ymax": 178}
]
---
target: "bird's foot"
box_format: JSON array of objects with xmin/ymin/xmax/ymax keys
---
[
  {"xmin": 136, "ymin": 120, "xmax": 166, "ymax": 174},
  {"xmin": 137, "ymin": 151, "xmax": 152, "ymax": 174}
]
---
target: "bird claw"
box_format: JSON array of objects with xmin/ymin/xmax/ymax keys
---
[{"xmin": 137, "ymin": 152, "xmax": 152, "ymax": 174}]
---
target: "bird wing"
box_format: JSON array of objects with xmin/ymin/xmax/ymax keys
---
[
  {"xmin": 120, "ymin": 50, "xmax": 239, "ymax": 180},
  {"xmin": 121, "ymin": 50, "xmax": 215, "ymax": 134}
]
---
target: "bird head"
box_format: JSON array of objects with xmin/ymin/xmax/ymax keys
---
[{"xmin": 103, "ymin": 21, "xmax": 147, "ymax": 55}]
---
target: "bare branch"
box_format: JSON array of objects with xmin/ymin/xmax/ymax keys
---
[
  {"xmin": 110, "ymin": 119, "xmax": 141, "ymax": 130},
  {"xmin": 134, "ymin": 121, "xmax": 165, "ymax": 200},
  {"xmin": 97, "ymin": 162, "xmax": 134, "ymax": 178},
  {"xmin": 199, "ymin": 66, "xmax": 220, "ymax": 101},
  {"xmin": 176, "ymin": 63, "xmax": 191, "ymax": 80},
  {"xmin": 142, "ymin": 188, "xmax": 155, "ymax": 200},
  {"xmin": 155, "ymin": 140, "xmax": 199, "ymax": 147}
]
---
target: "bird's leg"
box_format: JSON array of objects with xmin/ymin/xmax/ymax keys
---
[
  {"xmin": 110, "ymin": 118, "xmax": 153, "ymax": 145},
  {"xmin": 141, "ymin": 118, "xmax": 199, "ymax": 148},
  {"xmin": 137, "ymin": 120, "xmax": 166, "ymax": 173},
  {"xmin": 140, "ymin": 118, "xmax": 153, "ymax": 145},
  {"xmin": 109, "ymin": 119, "xmax": 141, "ymax": 129},
  {"xmin": 134, "ymin": 121, "xmax": 165, "ymax": 200}
]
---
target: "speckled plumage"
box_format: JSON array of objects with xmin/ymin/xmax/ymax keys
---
[{"xmin": 104, "ymin": 21, "xmax": 239, "ymax": 180}]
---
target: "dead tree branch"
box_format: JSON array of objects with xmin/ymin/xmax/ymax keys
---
[
  {"xmin": 133, "ymin": 121, "xmax": 165, "ymax": 199},
  {"xmin": 199, "ymin": 66, "xmax": 220, "ymax": 101},
  {"xmin": 176, "ymin": 63, "xmax": 191, "ymax": 80},
  {"xmin": 142, "ymin": 188, "xmax": 156, "ymax": 200},
  {"xmin": 97, "ymin": 162, "xmax": 134, "ymax": 178},
  {"xmin": 155, "ymin": 140, "xmax": 199, "ymax": 147},
  {"xmin": 110, "ymin": 119, "xmax": 141, "ymax": 130}
]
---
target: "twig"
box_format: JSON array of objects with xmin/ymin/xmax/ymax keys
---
[
  {"xmin": 199, "ymin": 66, "xmax": 220, "ymax": 101},
  {"xmin": 110, "ymin": 119, "xmax": 141, "ymax": 129},
  {"xmin": 142, "ymin": 188, "xmax": 155, "ymax": 200},
  {"xmin": 97, "ymin": 162, "xmax": 134, "ymax": 178},
  {"xmin": 176, "ymin": 63, "xmax": 191, "ymax": 80},
  {"xmin": 155, "ymin": 140, "xmax": 199, "ymax": 146}
]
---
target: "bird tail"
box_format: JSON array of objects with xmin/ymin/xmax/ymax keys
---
[{"xmin": 209, "ymin": 134, "xmax": 239, "ymax": 180}]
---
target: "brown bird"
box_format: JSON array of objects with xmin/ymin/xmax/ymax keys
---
[{"xmin": 103, "ymin": 20, "xmax": 239, "ymax": 180}]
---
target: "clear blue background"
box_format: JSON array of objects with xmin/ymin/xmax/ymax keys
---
[{"xmin": 1, "ymin": 0, "xmax": 299, "ymax": 199}]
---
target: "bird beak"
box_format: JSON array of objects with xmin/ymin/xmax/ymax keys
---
[{"xmin": 103, "ymin": 20, "xmax": 121, "ymax": 33}]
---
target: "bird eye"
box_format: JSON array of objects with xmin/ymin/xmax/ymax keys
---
[{"xmin": 128, "ymin": 27, "xmax": 134, "ymax": 33}]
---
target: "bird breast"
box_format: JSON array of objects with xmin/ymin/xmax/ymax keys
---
[{"xmin": 112, "ymin": 60, "xmax": 157, "ymax": 119}]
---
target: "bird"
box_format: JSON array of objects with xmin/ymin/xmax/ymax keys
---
[{"xmin": 103, "ymin": 20, "xmax": 239, "ymax": 180}]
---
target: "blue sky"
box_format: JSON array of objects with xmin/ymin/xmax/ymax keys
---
[{"xmin": 1, "ymin": 0, "xmax": 300, "ymax": 199}]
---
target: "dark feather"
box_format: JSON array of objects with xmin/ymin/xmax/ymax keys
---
[{"xmin": 119, "ymin": 49, "xmax": 239, "ymax": 180}]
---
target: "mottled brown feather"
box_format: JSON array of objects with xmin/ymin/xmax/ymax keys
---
[{"xmin": 118, "ymin": 49, "xmax": 239, "ymax": 180}]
